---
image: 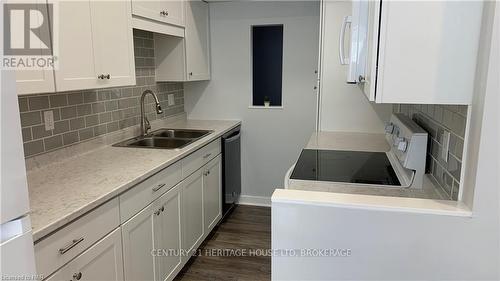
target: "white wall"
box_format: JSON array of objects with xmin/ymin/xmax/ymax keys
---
[
  {"xmin": 184, "ymin": 1, "xmax": 321, "ymax": 201},
  {"xmin": 272, "ymin": 3, "xmax": 500, "ymax": 280},
  {"xmin": 318, "ymin": 0, "xmax": 391, "ymax": 132}
]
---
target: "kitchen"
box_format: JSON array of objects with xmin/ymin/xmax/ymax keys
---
[{"xmin": 0, "ymin": 1, "xmax": 499, "ymax": 281}]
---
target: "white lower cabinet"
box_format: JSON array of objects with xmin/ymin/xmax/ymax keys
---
[
  {"xmin": 41, "ymin": 142, "xmax": 223, "ymax": 281},
  {"xmin": 121, "ymin": 202, "xmax": 155, "ymax": 281},
  {"xmin": 203, "ymin": 155, "xmax": 222, "ymax": 233},
  {"xmin": 122, "ymin": 183, "xmax": 183, "ymax": 281},
  {"xmin": 181, "ymin": 169, "xmax": 205, "ymax": 256},
  {"xmin": 153, "ymin": 184, "xmax": 183, "ymax": 281},
  {"xmin": 45, "ymin": 228, "xmax": 123, "ymax": 281}
]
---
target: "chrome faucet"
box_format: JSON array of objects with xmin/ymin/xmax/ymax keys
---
[{"xmin": 140, "ymin": 89, "xmax": 163, "ymax": 136}]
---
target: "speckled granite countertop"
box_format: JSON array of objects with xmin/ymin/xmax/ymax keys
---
[
  {"xmin": 27, "ymin": 117, "xmax": 240, "ymax": 241},
  {"xmin": 287, "ymin": 131, "xmax": 447, "ymax": 200}
]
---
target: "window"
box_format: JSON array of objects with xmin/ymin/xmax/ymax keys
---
[{"xmin": 252, "ymin": 25, "xmax": 283, "ymax": 107}]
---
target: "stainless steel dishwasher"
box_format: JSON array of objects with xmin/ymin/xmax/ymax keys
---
[{"xmin": 221, "ymin": 125, "xmax": 241, "ymax": 219}]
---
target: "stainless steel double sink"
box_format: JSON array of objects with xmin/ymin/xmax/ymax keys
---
[{"xmin": 113, "ymin": 128, "xmax": 213, "ymax": 149}]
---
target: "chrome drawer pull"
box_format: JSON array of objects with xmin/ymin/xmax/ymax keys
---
[
  {"xmin": 73, "ymin": 272, "xmax": 82, "ymax": 280},
  {"xmin": 203, "ymin": 153, "xmax": 212, "ymax": 159},
  {"xmin": 59, "ymin": 237, "xmax": 84, "ymax": 254},
  {"xmin": 152, "ymin": 183, "xmax": 166, "ymax": 192}
]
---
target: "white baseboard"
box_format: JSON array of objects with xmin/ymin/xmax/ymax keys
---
[{"xmin": 237, "ymin": 195, "xmax": 271, "ymax": 207}]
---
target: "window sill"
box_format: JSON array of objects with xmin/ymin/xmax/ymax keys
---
[{"xmin": 248, "ymin": 106, "xmax": 284, "ymax": 110}]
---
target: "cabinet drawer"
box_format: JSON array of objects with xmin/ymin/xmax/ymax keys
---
[
  {"xmin": 35, "ymin": 198, "xmax": 120, "ymax": 278},
  {"xmin": 120, "ymin": 162, "xmax": 182, "ymax": 223},
  {"xmin": 182, "ymin": 139, "xmax": 221, "ymax": 178},
  {"xmin": 44, "ymin": 227, "xmax": 123, "ymax": 281}
]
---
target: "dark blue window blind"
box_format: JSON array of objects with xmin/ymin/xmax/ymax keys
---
[{"xmin": 252, "ymin": 25, "xmax": 283, "ymax": 107}]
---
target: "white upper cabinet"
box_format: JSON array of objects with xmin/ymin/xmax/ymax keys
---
[
  {"xmin": 90, "ymin": 1, "xmax": 136, "ymax": 89},
  {"xmin": 342, "ymin": 0, "xmax": 484, "ymax": 104},
  {"xmin": 16, "ymin": 70, "xmax": 55, "ymax": 95},
  {"xmin": 52, "ymin": 0, "xmax": 135, "ymax": 92},
  {"xmin": 184, "ymin": 0, "xmax": 210, "ymax": 81},
  {"xmin": 132, "ymin": 0, "xmax": 185, "ymax": 27},
  {"xmin": 131, "ymin": 0, "xmax": 185, "ymax": 37},
  {"xmin": 155, "ymin": 0, "xmax": 210, "ymax": 82},
  {"xmin": 15, "ymin": 0, "xmax": 55, "ymax": 95}
]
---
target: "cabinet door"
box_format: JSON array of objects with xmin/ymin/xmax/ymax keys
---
[
  {"xmin": 181, "ymin": 169, "xmax": 204, "ymax": 257},
  {"xmin": 52, "ymin": 0, "xmax": 98, "ymax": 91},
  {"xmin": 15, "ymin": 0, "xmax": 55, "ymax": 95},
  {"xmin": 133, "ymin": 0, "xmax": 185, "ymax": 27},
  {"xmin": 358, "ymin": 0, "xmax": 380, "ymax": 101},
  {"xmin": 16, "ymin": 70, "xmax": 55, "ymax": 95},
  {"xmin": 45, "ymin": 228, "xmax": 123, "ymax": 281},
  {"xmin": 203, "ymin": 155, "xmax": 222, "ymax": 233},
  {"xmin": 90, "ymin": 0, "xmax": 135, "ymax": 88},
  {"xmin": 132, "ymin": 0, "xmax": 161, "ymax": 22},
  {"xmin": 185, "ymin": 0, "xmax": 210, "ymax": 81},
  {"xmin": 153, "ymin": 184, "xmax": 183, "ymax": 281},
  {"xmin": 160, "ymin": 0, "xmax": 185, "ymax": 27},
  {"xmin": 122, "ymin": 204, "xmax": 155, "ymax": 281},
  {"xmin": 375, "ymin": 1, "xmax": 483, "ymax": 104}
]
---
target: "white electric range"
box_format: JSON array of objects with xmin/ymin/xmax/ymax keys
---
[{"xmin": 285, "ymin": 114, "xmax": 430, "ymax": 191}]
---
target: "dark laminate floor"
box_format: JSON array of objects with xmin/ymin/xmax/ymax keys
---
[{"xmin": 174, "ymin": 205, "xmax": 271, "ymax": 281}]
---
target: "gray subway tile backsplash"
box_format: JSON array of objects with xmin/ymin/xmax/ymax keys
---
[
  {"xmin": 18, "ymin": 30, "xmax": 185, "ymax": 158},
  {"xmin": 28, "ymin": 96, "xmax": 50, "ymax": 110},
  {"xmin": 23, "ymin": 140, "xmax": 44, "ymax": 156},
  {"xmin": 20, "ymin": 112, "xmax": 42, "ymax": 127},
  {"xmin": 18, "ymin": 98, "xmax": 29, "ymax": 112},
  {"xmin": 44, "ymin": 135, "xmax": 63, "ymax": 151},
  {"xmin": 394, "ymin": 104, "xmax": 467, "ymax": 200}
]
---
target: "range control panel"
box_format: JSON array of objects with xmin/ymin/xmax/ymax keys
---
[{"xmin": 385, "ymin": 114, "xmax": 428, "ymax": 188}]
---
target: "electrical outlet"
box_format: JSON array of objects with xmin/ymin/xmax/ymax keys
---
[
  {"xmin": 167, "ymin": 94, "xmax": 175, "ymax": 106},
  {"xmin": 44, "ymin": 111, "xmax": 55, "ymax": 131},
  {"xmin": 441, "ymin": 131, "xmax": 450, "ymax": 163}
]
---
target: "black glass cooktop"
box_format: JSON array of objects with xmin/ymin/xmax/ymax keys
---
[{"xmin": 290, "ymin": 149, "xmax": 401, "ymax": 186}]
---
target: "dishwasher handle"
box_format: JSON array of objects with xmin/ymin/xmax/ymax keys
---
[{"xmin": 224, "ymin": 131, "xmax": 241, "ymax": 143}]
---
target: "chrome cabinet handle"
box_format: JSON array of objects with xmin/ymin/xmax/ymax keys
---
[
  {"xmin": 339, "ymin": 16, "xmax": 352, "ymax": 65},
  {"xmin": 203, "ymin": 153, "xmax": 212, "ymax": 159},
  {"xmin": 152, "ymin": 183, "xmax": 166, "ymax": 192},
  {"xmin": 358, "ymin": 75, "xmax": 366, "ymax": 83},
  {"xmin": 73, "ymin": 272, "xmax": 82, "ymax": 280},
  {"xmin": 160, "ymin": 10, "xmax": 169, "ymax": 16},
  {"xmin": 189, "ymin": 72, "xmax": 193, "ymax": 76},
  {"xmin": 59, "ymin": 237, "xmax": 84, "ymax": 254},
  {"xmin": 98, "ymin": 74, "xmax": 110, "ymax": 80},
  {"xmin": 155, "ymin": 206, "xmax": 165, "ymax": 216}
]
